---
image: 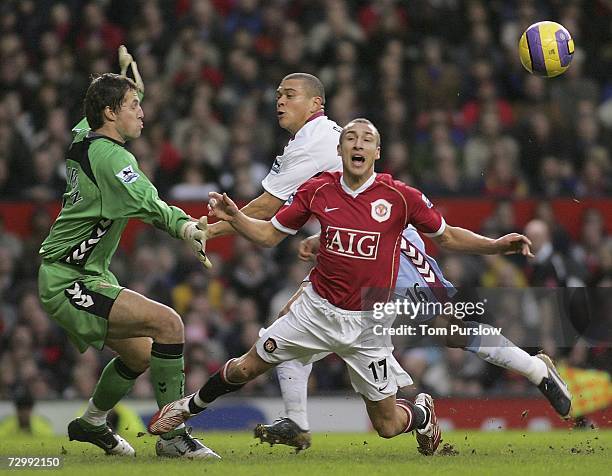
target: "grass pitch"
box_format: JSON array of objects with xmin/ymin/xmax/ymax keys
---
[{"xmin": 1, "ymin": 430, "xmax": 609, "ymax": 476}]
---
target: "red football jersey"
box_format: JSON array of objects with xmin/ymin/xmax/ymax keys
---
[{"xmin": 272, "ymin": 172, "xmax": 445, "ymax": 311}]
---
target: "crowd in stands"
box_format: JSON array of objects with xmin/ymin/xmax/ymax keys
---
[{"xmin": 0, "ymin": 0, "xmax": 610, "ymax": 401}]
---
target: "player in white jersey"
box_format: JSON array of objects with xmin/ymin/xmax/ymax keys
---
[
  {"xmin": 203, "ymin": 73, "xmax": 341, "ymax": 450},
  {"xmin": 205, "ymin": 72, "xmax": 341, "ymax": 240}
]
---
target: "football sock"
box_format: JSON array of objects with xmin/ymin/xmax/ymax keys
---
[
  {"xmin": 88, "ymin": 357, "xmax": 142, "ymax": 424},
  {"xmin": 189, "ymin": 359, "xmax": 245, "ymax": 414},
  {"xmin": 192, "ymin": 391, "xmax": 208, "ymax": 411},
  {"xmin": 150, "ymin": 343, "xmax": 187, "ymax": 439},
  {"xmin": 150, "ymin": 343, "xmax": 185, "ymax": 407},
  {"xmin": 79, "ymin": 400, "xmax": 110, "ymax": 429},
  {"xmin": 463, "ymin": 322, "xmax": 548, "ymax": 385},
  {"xmin": 396, "ymin": 399, "xmax": 427, "ymax": 432},
  {"xmin": 276, "ymin": 360, "xmax": 312, "ymax": 430}
]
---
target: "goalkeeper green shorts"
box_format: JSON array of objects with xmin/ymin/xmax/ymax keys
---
[{"xmin": 38, "ymin": 261, "xmax": 124, "ymax": 353}]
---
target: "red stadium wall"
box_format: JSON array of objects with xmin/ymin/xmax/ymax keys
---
[
  {"xmin": 434, "ymin": 398, "xmax": 611, "ymax": 430},
  {"xmin": 0, "ymin": 198, "xmax": 610, "ymax": 260}
]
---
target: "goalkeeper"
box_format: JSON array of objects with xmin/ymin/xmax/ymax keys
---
[{"xmin": 37, "ymin": 46, "xmax": 217, "ymax": 459}]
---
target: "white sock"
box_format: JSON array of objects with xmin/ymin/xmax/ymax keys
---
[
  {"xmin": 464, "ymin": 323, "xmax": 548, "ymax": 385},
  {"xmin": 192, "ymin": 392, "xmax": 208, "ymax": 410},
  {"xmin": 81, "ymin": 398, "xmax": 109, "ymax": 427},
  {"xmin": 276, "ymin": 360, "xmax": 311, "ymax": 431}
]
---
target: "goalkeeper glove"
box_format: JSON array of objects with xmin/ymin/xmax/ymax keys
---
[
  {"xmin": 118, "ymin": 45, "xmax": 144, "ymax": 94},
  {"xmin": 118, "ymin": 45, "xmax": 133, "ymax": 76},
  {"xmin": 181, "ymin": 217, "xmax": 212, "ymax": 269}
]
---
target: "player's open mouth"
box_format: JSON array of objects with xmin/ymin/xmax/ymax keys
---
[
  {"xmin": 277, "ymin": 111, "xmax": 285, "ymax": 118},
  {"xmin": 351, "ymin": 155, "xmax": 365, "ymax": 164}
]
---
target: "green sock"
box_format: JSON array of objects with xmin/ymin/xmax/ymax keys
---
[
  {"xmin": 150, "ymin": 343, "xmax": 185, "ymax": 439},
  {"xmin": 91, "ymin": 357, "xmax": 141, "ymax": 411}
]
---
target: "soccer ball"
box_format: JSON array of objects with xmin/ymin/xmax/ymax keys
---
[{"xmin": 519, "ymin": 21, "xmax": 574, "ymax": 77}]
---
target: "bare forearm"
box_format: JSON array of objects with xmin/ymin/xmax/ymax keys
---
[
  {"xmin": 227, "ymin": 212, "xmax": 285, "ymax": 247},
  {"xmin": 435, "ymin": 225, "xmax": 499, "ymax": 254},
  {"xmin": 207, "ymin": 219, "xmax": 236, "ymax": 239},
  {"xmin": 208, "ymin": 192, "xmax": 283, "ymax": 239}
]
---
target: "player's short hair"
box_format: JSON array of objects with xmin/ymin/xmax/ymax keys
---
[
  {"xmin": 84, "ymin": 73, "xmax": 138, "ymax": 130},
  {"xmin": 340, "ymin": 118, "xmax": 381, "ymax": 146},
  {"xmin": 282, "ymin": 73, "xmax": 326, "ymax": 105}
]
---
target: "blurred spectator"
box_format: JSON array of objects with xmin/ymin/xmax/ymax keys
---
[
  {"xmin": 550, "ymin": 51, "xmax": 600, "ymax": 133},
  {"xmin": 22, "ymin": 146, "xmax": 65, "ymax": 201},
  {"xmin": 482, "ymin": 137, "xmax": 528, "ymax": 198},
  {"xmin": 463, "ymin": 111, "xmax": 512, "ymax": 182},
  {"xmin": 0, "ymin": 215, "xmax": 22, "ymax": 259},
  {"xmin": 524, "ymin": 219, "xmax": 582, "ymax": 287},
  {"xmin": 413, "ymin": 36, "xmax": 461, "ymax": 111},
  {"xmin": 0, "ymin": 247, "xmax": 16, "ymax": 301},
  {"xmin": 517, "ymin": 110, "xmax": 568, "ymax": 188},
  {"xmin": 575, "ymin": 146, "xmax": 611, "ymax": 197},
  {"xmin": 421, "ymin": 143, "xmax": 473, "ymax": 196},
  {"xmin": 571, "ymin": 209, "xmax": 607, "ymax": 278},
  {"xmin": 308, "ymin": 0, "xmax": 364, "ymax": 58},
  {"xmin": 462, "ymin": 80, "xmax": 514, "ymax": 132},
  {"xmin": 590, "ymin": 238, "xmax": 612, "ymax": 287},
  {"xmin": 76, "ymin": 2, "xmax": 124, "ymax": 60},
  {"xmin": 481, "ymin": 253, "xmax": 528, "ymax": 288},
  {"xmin": 481, "ymin": 200, "xmax": 519, "ymax": 238},
  {"xmin": 16, "ymin": 208, "xmax": 53, "ymax": 281},
  {"xmin": 535, "ymin": 156, "xmax": 575, "ymax": 197},
  {"xmin": 172, "ymin": 92, "xmax": 229, "ymax": 169},
  {"xmin": 533, "ymin": 201, "xmax": 572, "ymax": 254},
  {"xmin": 0, "ymin": 390, "xmax": 54, "ymax": 437}
]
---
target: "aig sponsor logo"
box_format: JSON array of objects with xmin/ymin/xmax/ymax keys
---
[{"xmin": 325, "ymin": 226, "xmax": 380, "ymax": 260}]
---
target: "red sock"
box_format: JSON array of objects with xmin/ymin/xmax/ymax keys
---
[{"xmin": 396, "ymin": 398, "xmax": 415, "ymax": 433}]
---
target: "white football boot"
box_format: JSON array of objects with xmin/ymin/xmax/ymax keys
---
[{"xmin": 156, "ymin": 430, "xmax": 220, "ymax": 459}]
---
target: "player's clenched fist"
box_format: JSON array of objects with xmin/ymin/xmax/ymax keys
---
[
  {"xmin": 181, "ymin": 217, "xmax": 212, "ymax": 268},
  {"xmin": 208, "ymin": 192, "xmax": 239, "ymax": 222},
  {"xmin": 298, "ymin": 234, "xmax": 319, "ymax": 262}
]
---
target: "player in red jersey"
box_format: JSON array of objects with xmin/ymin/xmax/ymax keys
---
[{"xmin": 147, "ymin": 119, "xmax": 533, "ymax": 456}]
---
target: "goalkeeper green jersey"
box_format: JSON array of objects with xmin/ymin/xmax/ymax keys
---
[{"xmin": 39, "ymin": 120, "xmax": 189, "ymax": 275}]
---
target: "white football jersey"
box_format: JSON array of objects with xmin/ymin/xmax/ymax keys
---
[{"xmin": 261, "ymin": 114, "xmax": 343, "ymax": 200}]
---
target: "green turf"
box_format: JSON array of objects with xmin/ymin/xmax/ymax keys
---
[{"xmin": 1, "ymin": 430, "xmax": 609, "ymax": 476}]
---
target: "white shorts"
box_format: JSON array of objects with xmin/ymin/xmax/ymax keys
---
[{"xmin": 256, "ymin": 284, "xmax": 413, "ymax": 401}]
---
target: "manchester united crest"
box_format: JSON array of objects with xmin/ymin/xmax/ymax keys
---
[
  {"xmin": 370, "ymin": 199, "xmax": 392, "ymax": 223},
  {"xmin": 263, "ymin": 338, "xmax": 277, "ymax": 353}
]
